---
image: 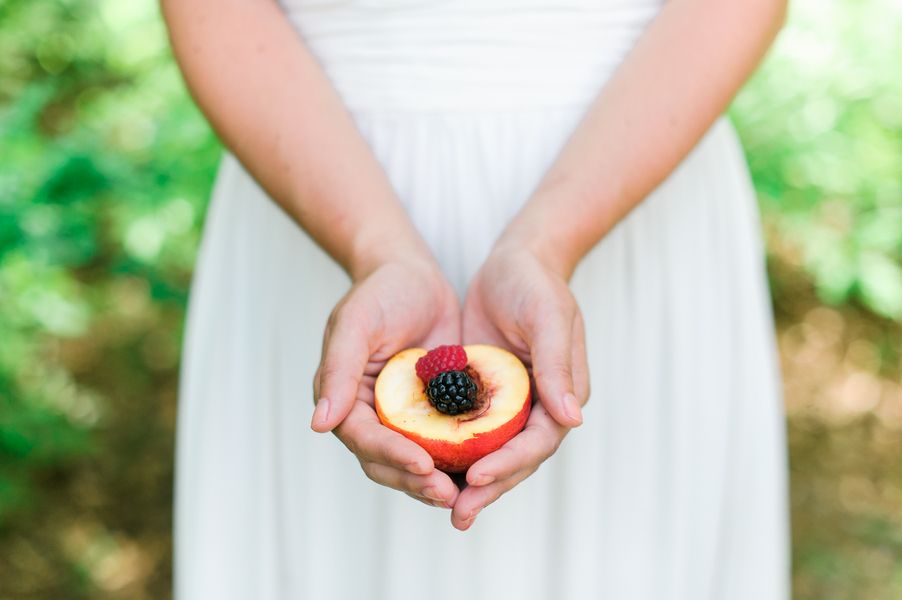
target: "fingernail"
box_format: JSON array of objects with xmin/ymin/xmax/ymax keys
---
[
  {"xmin": 562, "ymin": 393, "xmax": 583, "ymax": 425},
  {"xmin": 405, "ymin": 459, "xmax": 430, "ymax": 475},
  {"xmin": 422, "ymin": 487, "xmax": 445, "ymax": 502},
  {"xmin": 310, "ymin": 397, "xmax": 331, "ymax": 430},
  {"xmin": 470, "ymin": 473, "xmax": 495, "ymax": 486},
  {"xmin": 463, "ymin": 512, "xmax": 479, "ymax": 529}
]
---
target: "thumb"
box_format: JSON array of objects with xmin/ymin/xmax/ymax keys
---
[
  {"xmin": 527, "ymin": 311, "xmax": 583, "ymax": 428},
  {"xmin": 311, "ymin": 309, "xmax": 369, "ymax": 433}
]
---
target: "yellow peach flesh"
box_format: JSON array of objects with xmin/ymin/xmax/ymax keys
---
[{"xmin": 375, "ymin": 345, "xmax": 529, "ymax": 444}]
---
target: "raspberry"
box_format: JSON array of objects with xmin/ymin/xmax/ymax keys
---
[
  {"xmin": 415, "ymin": 345, "xmax": 468, "ymax": 383},
  {"xmin": 426, "ymin": 370, "xmax": 477, "ymax": 415}
]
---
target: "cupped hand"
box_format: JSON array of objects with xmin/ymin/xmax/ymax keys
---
[
  {"xmin": 453, "ymin": 244, "xmax": 590, "ymax": 529},
  {"xmin": 311, "ymin": 257, "xmax": 462, "ymax": 509}
]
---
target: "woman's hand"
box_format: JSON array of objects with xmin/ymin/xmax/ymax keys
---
[
  {"xmin": 311, "ymin": 257, "xmax": 462, "ymax": 509},
  {"xmin": 452, "ymin": 243, "xmax": 589, "ymax": 529}
]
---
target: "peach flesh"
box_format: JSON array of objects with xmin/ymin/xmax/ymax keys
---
[{"xmin": 375, "ymin": 345, "xmax": 532, "ymax": 473}]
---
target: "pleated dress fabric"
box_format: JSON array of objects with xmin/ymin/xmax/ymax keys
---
[{"xmin": 175, "ymin": 1, "xmax": 790, "ymax": 598}]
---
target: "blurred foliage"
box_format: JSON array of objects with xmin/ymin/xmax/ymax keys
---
[
  {"xmin": 0, "ymin": 0, "xmax": 219, "ymax": 596},
  {"xmin": 0, "ymin": 0, "xmax": 899, "ymax": 598},
  {"xmin": 732, "ymin": 0, "xmax": 902, "ymax": 320},
  {"xmin": 733, "ymin": 1, "xmax": 902, "ymax": 595}
]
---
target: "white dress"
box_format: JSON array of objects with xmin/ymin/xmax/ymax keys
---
[{"xmin": 175, "ymin": 1, "xmax": 790, "ymax": 598}]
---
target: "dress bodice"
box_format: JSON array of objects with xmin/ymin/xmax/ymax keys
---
[{"xmin": 277, "ymin": 0, "xmax": 665, "ymax": 111}]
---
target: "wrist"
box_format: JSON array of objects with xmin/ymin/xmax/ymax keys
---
[
  {"xmin": 348, "ymin": 227, "xmax": 436, "ymax": 282},
  {"xmin": 498, "ymin": 163, "xmax": 626, "ymax": 280},
  {"xmin": 495, "ymin": 218, "xmax": 582, "ymax": 281}
]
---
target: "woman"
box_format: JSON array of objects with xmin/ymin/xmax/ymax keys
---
[{"xmin": 163, "ymin": 0, "xmax": 790, "ymax": 598}]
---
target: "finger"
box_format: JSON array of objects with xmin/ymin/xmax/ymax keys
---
[
  {"xmin": 311, "ymin": 306, "xmax": 370, "ymax": 432},
  {"xmin": 334, "ymin": 401, "xmax": 434, "ymax": 474},
  {"xmin": 356, "ymin": 373, "xmax": 377, "ymax": 406},
  {"xmin": 362, "ymin": 462, "xmax": 460, "ymax": 507},
  {"xmin": 571, "ymin": 310, "xmax": 590, "ymax": 406},
  {"xmin": 406, "ymin": 492, "xmax": 447, "ymax": 509},
  {"xmin": 421, "ymin": 298, "xmax": 463, "ymax": 350},
  {"xmin": 450, "ymin": 469, "xmax": 534, "ymax": 531},
  {"xmin": 465, "ymin": 406, "xmax": 564, "ymax": 486},
  {"xmin": 312, "ymin": 308, "xmax": 341, "ymax": 400},
  {"xmin": 527, "ymin": 308, "xmax": 583, "ymax": 427}
]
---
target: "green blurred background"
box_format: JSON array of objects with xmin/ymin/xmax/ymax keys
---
[{"xmin": 1, "ymin": 0, "xmax": 900, "ymax": 597}]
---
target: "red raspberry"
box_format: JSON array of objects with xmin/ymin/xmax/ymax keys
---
[{"xmin": 415, "ymin": 345, "xmax": 468, "ymax": 383}]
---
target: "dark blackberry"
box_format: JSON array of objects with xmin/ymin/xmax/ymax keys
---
[{"xmin": 426, "ymin": 370, "xmax": 477, "ymax": 415}]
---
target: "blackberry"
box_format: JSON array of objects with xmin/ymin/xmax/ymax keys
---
[{"xmin": 426, "ymin": 370, "xmax": 477, "ymax": 415}]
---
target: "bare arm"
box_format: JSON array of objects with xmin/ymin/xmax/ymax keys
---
[
  {"xmin": 160, "ymin": 0, "xmax": 432, "ymax": 280},
  {"xmin": 501, "ymin": 0, "xmax": 788, "ymax": 276}
]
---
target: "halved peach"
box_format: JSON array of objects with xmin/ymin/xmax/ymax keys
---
[{"xmin": 375, "ymin": 344, "xmax": 531, "ymax": 473}]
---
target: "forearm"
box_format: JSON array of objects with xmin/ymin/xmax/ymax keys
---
[
  {"xmin": 161, "ymin": 0, "xmax": 432, "ymax": 280},
  {"xmin": 501, "ymin": 0, "xmax": 787, "ymax": 278}
]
